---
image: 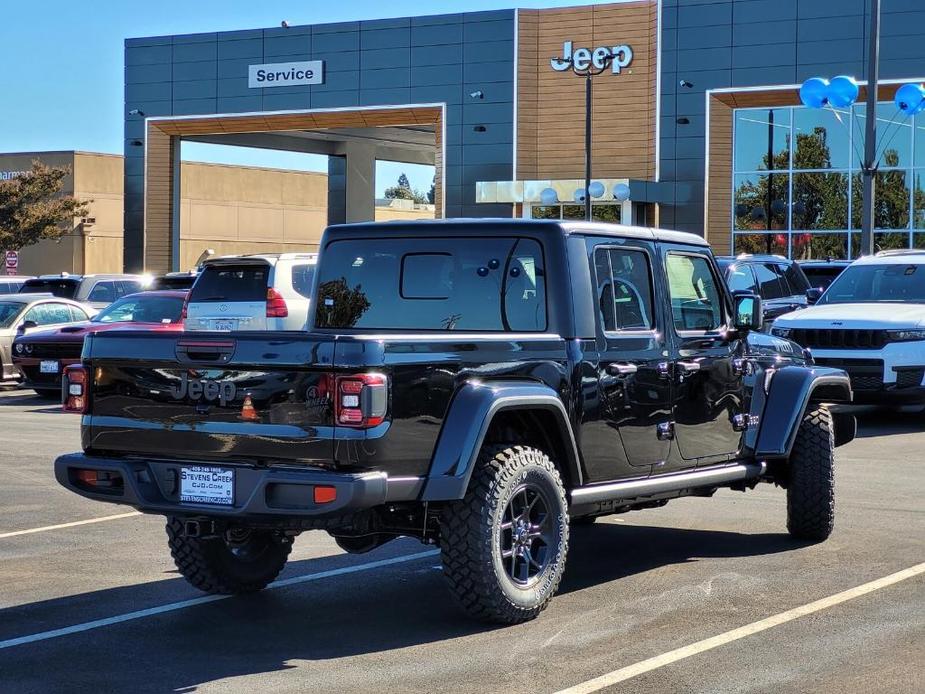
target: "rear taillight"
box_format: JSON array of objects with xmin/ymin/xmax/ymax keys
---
[
  {"xmin": 63, "ymin": 365, "xmax": 89, "ymax": 413},
  {"xmin": 267, "ymin": 288, "xmax": 288, "ymax": 318},
  {"xmin": 335, "ymin": 373, "xmax": 387, "ymax": 428}
]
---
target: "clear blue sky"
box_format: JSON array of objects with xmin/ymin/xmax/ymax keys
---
[{"xmin": 0, "ymin": 0, "xmax": 617, "ymax": 195}]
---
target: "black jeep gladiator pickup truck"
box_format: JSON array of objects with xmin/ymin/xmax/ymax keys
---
[{"xmin": 55, "ymin": 219, "xmax": 854, "ymax": 624}]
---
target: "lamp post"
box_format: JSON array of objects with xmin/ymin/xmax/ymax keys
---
[
  {"xmin": 554, "ymin": 50, "xmax": 614, "ymax": 221},
  {"xmin": 860, "ymin": 0, "xmax": 881, "ymax": 257}
]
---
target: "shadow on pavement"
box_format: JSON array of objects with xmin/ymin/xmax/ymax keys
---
[
  {"xmin": 853, "ymin": 408, "xmax": 924, "ymax": 438},
  {"xmin": 0, "ymin": 523, "xmax": 804, "ymax": 692}
]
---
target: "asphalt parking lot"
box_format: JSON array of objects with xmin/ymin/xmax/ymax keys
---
[{"xmin": 0, "ymin": 386, "xmax": 922, "ymax": 694}]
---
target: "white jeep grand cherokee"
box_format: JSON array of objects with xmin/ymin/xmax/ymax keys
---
[{"xmin": 771, "ymin": 249, "xmax": 925, "ymax": 405}]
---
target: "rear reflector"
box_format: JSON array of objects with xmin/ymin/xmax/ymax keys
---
[
  {"xmin": 63, "ymin": 365, "xmax": 89, "ymax": 414},
  {"xmin": 266, "ymin": 287, "xmax": 288, "ymax": 318},
  {"xmin": 313, "ymin": 485, "xmax": 337, "ymax": 504}
]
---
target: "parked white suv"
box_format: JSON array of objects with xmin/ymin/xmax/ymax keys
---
[
  {"xmin": 771, "ymin": 249, "xmax": 925, "ymax": 405},
  {"xmin": 184, "ymin": 253, "xmax": 317, "ymax": 331}
]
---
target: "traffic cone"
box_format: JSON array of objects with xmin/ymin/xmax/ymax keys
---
[{"xmin": 240, "ymin": 394, "xmax": 258, "ymax": 421}]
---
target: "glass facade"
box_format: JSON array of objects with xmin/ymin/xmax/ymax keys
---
[
  {"xmin": 530, "ymin": 204, "xmax": 622, "ymax": 223},
  {"xmin": 732, "ymin": 103, "xmax": 925, "ymax": 259}
]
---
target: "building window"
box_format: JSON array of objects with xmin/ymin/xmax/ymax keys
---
[
  {"xmin": 530, "ymin": 204, "xmax": 622, "ymax": 223},
  {"xmin": 731, "ymin": 103, "xmax": 924, "ymax": 259}
]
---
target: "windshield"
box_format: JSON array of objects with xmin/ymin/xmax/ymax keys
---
[
  {"xmin": 314, "ymin": 236, "xmax": 547, "ymax": 331},
  {"xmin": 0, "ymin": 302, "xmax": 25, "ymax": 328},
  {"xmin": 819, "ymin": 263, "xmax": 925, "ymax": 304},
  {"xmin": 92, "ymin": 295, "xmax": 185, "ymax": 324},
  {"xmin": 20, "ymin": 279, "xmax": 79, "ymax": 299}
]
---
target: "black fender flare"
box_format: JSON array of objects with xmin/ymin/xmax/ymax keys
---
[
  {"xmin": 754, "ymin": 366, "xmax": 853, "ymax": 459},
  {"xmin": 420, "ymin": 381, "xmax": 582, "ymax": 501}
]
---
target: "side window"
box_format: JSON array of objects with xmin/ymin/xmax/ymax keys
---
[
  {"xmin": 726, "ymin": 264, "xmax": 758, "ymax": 293},
  {"xmin": 88, "ymin": 281, "xmax": 116, "ymax": 303},
  {"xmin": 665, "ymin": 254, "xmax": 724, "ymax": 332},
  {"xmin": 783, "ymin": 263, "xmax": 810, "ymax": 294},
  {"xmin": 753, "ymin": 263, "xmax": 786, "ymax": 300},
  {"xmin": 69, "ymin": 305, "xmax": 88, "ymax": 322},
  {"xmin": 594, "ymin": 247, "xmax": 655, "ymax": 331},
  {"xmin": 44, "ymin": 303, "xmax": 73, "ymax": 324},
  {"xmin": 119, "ymin": 280, "xmax": 143, "ymax": 297},
  {"xmin": 291, "ymin": 264, "xmax": 316, "ymax": 299},
  {"xmin": 23, "ymin": 305, "xmax": 47, "ymax": 325}
]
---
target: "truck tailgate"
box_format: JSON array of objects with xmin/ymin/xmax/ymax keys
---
[{"xmin": 82, "ymin": 331, "xmax": 335, "ymax": 463}]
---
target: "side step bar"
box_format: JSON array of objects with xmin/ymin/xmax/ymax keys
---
[{"xmin": 570, "ymin": 462, "xmax": 766, "ymax": 505}]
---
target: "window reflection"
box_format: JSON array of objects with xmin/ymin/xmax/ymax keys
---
[
  {"xmin": 733, "ymin": 233, "xmax": 787, "ymax": 256},
  {"xmin": 792, "ymin": 172, "xmax": 848, "ymax": 229},
  {"xmin": 851, "ymin": 171, "xmax": 910, "ymax": 229},
  {"xmin": 734, "ymin": 108, "xmax": 791, "ymax": 172},
  {"xmin": 793, "ymin": 107, "xmax": 850, "ymax": 170},
  {"xmin": 791, "ymin": 232, "xmax": 848, "ymax": 260},
  {"xmin": 853, "ymin": 103, "xmax": 913, "ymax": 169},
  {"xmin": 734, "ymin": 174, "xmax": 789, "ymax": 231}
]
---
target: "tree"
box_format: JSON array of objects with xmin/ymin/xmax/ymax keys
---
[
  {"xmin": 314, "ymin": 278, "xmax": 371, "ymax": 328},
  {"xmin": 427, "ymin": 177, "xmax": 436, "ymax": 205},
  {"xmin": 384, "ymin": 172, "xmax": 428, "ymax": 204},
  {"xmin": 0, "ymin": 161, "xmax": 89, "ymax": 252}
]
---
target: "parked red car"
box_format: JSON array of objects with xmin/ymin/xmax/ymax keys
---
[{"xmin": 12, "ymin": 290, "xmax": 187, "ymax": 397}]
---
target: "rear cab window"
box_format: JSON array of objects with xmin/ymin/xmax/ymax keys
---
[
  {"xmin": 191, "ymin": 264, "xmax": 270, "ymax": 303},
  {"xmin": 314, "ymin": 237, "xmax": 547, "ymax": 331}
]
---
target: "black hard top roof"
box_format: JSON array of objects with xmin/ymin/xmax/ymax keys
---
[{"xmin": 326, "ymin": 218, "xmax": 709, "ymax": 247}]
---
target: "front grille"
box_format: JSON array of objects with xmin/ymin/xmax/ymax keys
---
[
  {"xmin": 28, "ymin": 343, "xmax": 82, "ymax": 359},
  {"xmin": 790, "ymin": 328, "xmax": 887, "ymax": 350},
  {"xmin": 851, "ymin": 375, "xmax": 884, "ymax": 390},
  {"xmin": 815, "ymin": 357, "xmax": 884, "ymax": 391},
  {"xmin": 894, "ymin": 368, "xmax": 925, "ymax": 389}
]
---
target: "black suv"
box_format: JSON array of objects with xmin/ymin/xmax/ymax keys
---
[
  {"xmin": 717, "ymin": 255, "xmax": 815, "ymax": 328},
  {"xmin": 54, "ymin": 220, "xmax": 853, "ymax": 624}
]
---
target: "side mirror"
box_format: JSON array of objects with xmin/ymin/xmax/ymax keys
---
[
  {"xmin": 17, "ymin": 320, "xmax": 38, "ymax": 334},
  {"xmin": 806, "ymin": 288, "xmax": 823, "ymax": 305},
  {"xmin": 732, "ymin": 292, "xmax": 762, "ymax": 332}
]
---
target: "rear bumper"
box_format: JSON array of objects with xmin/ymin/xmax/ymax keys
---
[
  {"xmin": 13, "ymin": 357, "xmax": 80, "ymax": 389},
  {"xmin": 54, "ymin": 453, "xmax": 424, "ymax": 520}
]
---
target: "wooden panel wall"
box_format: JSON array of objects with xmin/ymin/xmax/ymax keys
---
[
  {"xmin": 145, "ymin": 107, "xmax": 443, "ymax": 270},
  {"xmin": 706, "ymin": 97, "xmax": 733, "ymax": 256},
  {"xmin": 517, "ymin": 1, "xmax": 658, "ymax": 181}
]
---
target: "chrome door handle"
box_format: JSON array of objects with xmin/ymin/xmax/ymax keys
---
[
  {"xmin": 677, "ymin": 360, "xmax": 701, "ymax": 374},
  {"xmin": 607, "ymin": 362, "xmax": 638, "ymax": 376}
]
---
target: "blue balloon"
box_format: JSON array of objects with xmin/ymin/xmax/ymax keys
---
[
  {"xmin": 613, "ymin": 183, "xmax": 631, "ymax": 202},
  {"xmin": 827, "ymin": 75, "xmax": 859, "ymax": 107},
  {"xmin": 588, "ymin": 181, "xmax": 605, "ymax": 198},
  {"xmin": 799, "ymin": 77, "xmax": 829, "ymax": 109},
  {"xmin": 895, "ymin": 83, "xmax": 925, "ymax": 116},
  {"xmin": 574, "ymin": 188, "xmax": 587, "ymax": 204},
  {"xmin": 539, "ymin": 187, "xmax": 558, "ymax": 205}
]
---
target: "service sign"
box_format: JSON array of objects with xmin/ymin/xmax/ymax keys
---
[{"xmin": 248, "ymin": 60, "xmax": 324, "ymax": 88}]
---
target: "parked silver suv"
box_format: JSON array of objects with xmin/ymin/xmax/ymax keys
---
[{"xmin": 184, "ymin": 253, "xmax": 317, "ymax": 331}]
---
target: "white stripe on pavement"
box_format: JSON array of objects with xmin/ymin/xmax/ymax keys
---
[
  {"xmin": 0, "ymin": 512, "xmax": 143, "ymax": 539},
  {"xmin": 555, "ymin": 561, "xmax": 925, "ymax": 694},
  {"xmin": 0, "ymin": 549, "xmax": 440, "ymax": 650}
]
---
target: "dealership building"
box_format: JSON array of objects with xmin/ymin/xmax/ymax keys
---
[{"xmin": 117, "ymin": 0, "xmax": 925, "ymax": 272}]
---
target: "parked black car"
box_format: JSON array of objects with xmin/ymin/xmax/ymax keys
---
[
  {"xmin": 716, "ymin": 255, "xmax": 815, "ymax": 328},
  {"xmin": 55, "ymin": 220, "xmax": 853, "ymax": 624},
  {"xmin": 798, "ymin": 259, "xmax": 852, "ymax": 291}
]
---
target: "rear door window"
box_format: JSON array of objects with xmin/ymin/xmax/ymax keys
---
[
  {"xmin": 191, "ymin": 264, "xmax": 270, "ymax": 302},
  {"xmin": 594, "ymin": 247, "xmax": 655, "ymax": 331},
  {"xmin": 291, "ymin": 263, "xmax": 316, "ymax": 299},
  {"xmin": 315, "ymin": 237, "xmax": 547, "ymax": 331}
]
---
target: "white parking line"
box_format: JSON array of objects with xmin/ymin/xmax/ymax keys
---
[
  {"xmin": 554, "ymin": 561, "xmax": 925, "ymax": 694},
  {"xmin": 0, "ymin": 512, "xmax": 143, "ymax": 539},
  {"xmin": 0, "ymin": 549, "xmax": 440, "ymax": 650}
]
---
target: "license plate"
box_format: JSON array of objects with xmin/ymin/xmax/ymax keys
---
[
  {"xmin": 180, "ymin": 466, "xmax": 234, "ymax": 506},
  {"xmin": 40, "ymin": 360, "xmax": 59, "ymax": 374},
  {"xmin": 213, "ymin": 320, "xmax": 235, "ymax": 332}
]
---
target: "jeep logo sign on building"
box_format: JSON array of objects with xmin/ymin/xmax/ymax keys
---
[
  {"xmin": 550, "ymin": 41, "xmax": 633, "ymax": 74},
  {"xmin": 248, "ymin": 60, "xmax": 324, "ymax": 88}
]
